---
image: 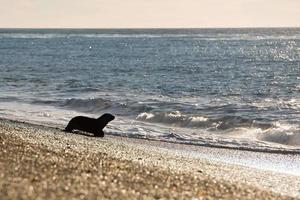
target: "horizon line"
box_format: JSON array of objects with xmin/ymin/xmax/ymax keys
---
[{"xmin": 0, "ymin": 26, "xmax": 300, "ymax": 30}]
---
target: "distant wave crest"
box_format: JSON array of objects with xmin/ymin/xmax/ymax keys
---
[
  {"xmin": 61, "ymin": 98, "xmax": 113, "ymax": 113},
  {"xmin": 2, "ymin": 33, "xmax": 300, "ymax": 40}
]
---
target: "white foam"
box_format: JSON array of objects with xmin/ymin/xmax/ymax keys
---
[
  {"xmin": 190, "ymin": 116, "xmax": 208, "ymax": 122},
  {"xmin": 295, "ymin": 85, "xmax": 300, "ymax": 91},
  {"xmin": 136, "ymin": 111, "xmax": 209, "ymax": 127},
  {"xmin": 258, "ymin": 122, "xmax": 300, "ymax": 146},
  {"xmin": 136, "ymin": 112, "xmax": 155, "ymax": 120}
]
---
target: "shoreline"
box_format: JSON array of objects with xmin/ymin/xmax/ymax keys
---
[{"xmin": 0, "ymin": 119, "xmax": 299, "ymax": 199}]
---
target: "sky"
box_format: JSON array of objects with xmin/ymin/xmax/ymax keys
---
[{"xmin": 1, "ymin": 0, "xmax": 300, "ymax": 28}]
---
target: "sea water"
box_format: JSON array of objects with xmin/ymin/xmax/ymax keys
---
[{"xmin": 0, "ymin": 28, "xmax": 300, "ymax": 153}]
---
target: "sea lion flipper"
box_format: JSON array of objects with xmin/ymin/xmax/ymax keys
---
[
  {"xmin": 94, "ymin": 130, "xmax": 104, "ymax": 137},
  {"xmin": 64, "ymin": 121, "xmax": 74, "ymax": 132},
  {"xmin": 64, "ymin": 128, "xmax": 72, "ymax": 133}
]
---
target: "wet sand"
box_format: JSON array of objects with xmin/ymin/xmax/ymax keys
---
[{"xmin": 0, "ymin": 119, "xmax": 298, "ymax": 199}]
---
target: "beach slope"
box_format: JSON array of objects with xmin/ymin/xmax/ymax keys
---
[{"xmin": 0, "ymin": 119, "xmax": 298, "ymax": 199}]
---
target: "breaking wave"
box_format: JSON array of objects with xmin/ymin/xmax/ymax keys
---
[
  {"xmin": 136, "ymin": 111, "xmax": 209, "ymax": 127},
  {"xmin": 136, "ymin": 111, "xmax": 271, "ymax": 130},
  {"xmin": 24, "ymin": 96, "xmax": 300, "ymax": 148},
  {"xmin": 258, "ymin": 122, "xmax": 300, "ymax": 146},
  {"xmin": 136, "ymin": 111, "xmax": 300, "ymax": 147}
]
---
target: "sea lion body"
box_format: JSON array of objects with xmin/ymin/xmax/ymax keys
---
[{"xmin": 65, "ymin": 113, "xmax": 115, "ymax": 137}]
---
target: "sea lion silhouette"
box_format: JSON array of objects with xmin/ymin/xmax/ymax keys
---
[{"xmin": 65, "ymin": 113, "xmax": 115, "ymax": 137}]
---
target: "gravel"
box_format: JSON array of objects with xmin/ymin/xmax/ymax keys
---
[{"xmin": 0, "ymin": 119, "xmax": 297, "ymax": 200}]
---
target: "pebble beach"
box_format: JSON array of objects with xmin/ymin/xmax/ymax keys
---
[{"xmin": 0, "ymin": 119, "xmax": 299, "ymax": 199}]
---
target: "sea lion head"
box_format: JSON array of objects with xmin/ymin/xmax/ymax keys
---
[{"xmin": 98, "ymin": 113, "xmax": 115, "ymax": 122}]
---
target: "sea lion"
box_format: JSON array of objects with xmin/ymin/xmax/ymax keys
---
[{"xmin": 65, "ymin": 113, "xmax": 115, "ymax": 137}]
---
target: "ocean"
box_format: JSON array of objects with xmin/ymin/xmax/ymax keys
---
[{"xmin": 0, "ymin": 28, "xmax": 300, "ymax": 153}]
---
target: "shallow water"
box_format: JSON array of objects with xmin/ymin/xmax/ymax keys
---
[{"xmin": 0, "ymin": 28, "xmax": 300, "ymax": 153}]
